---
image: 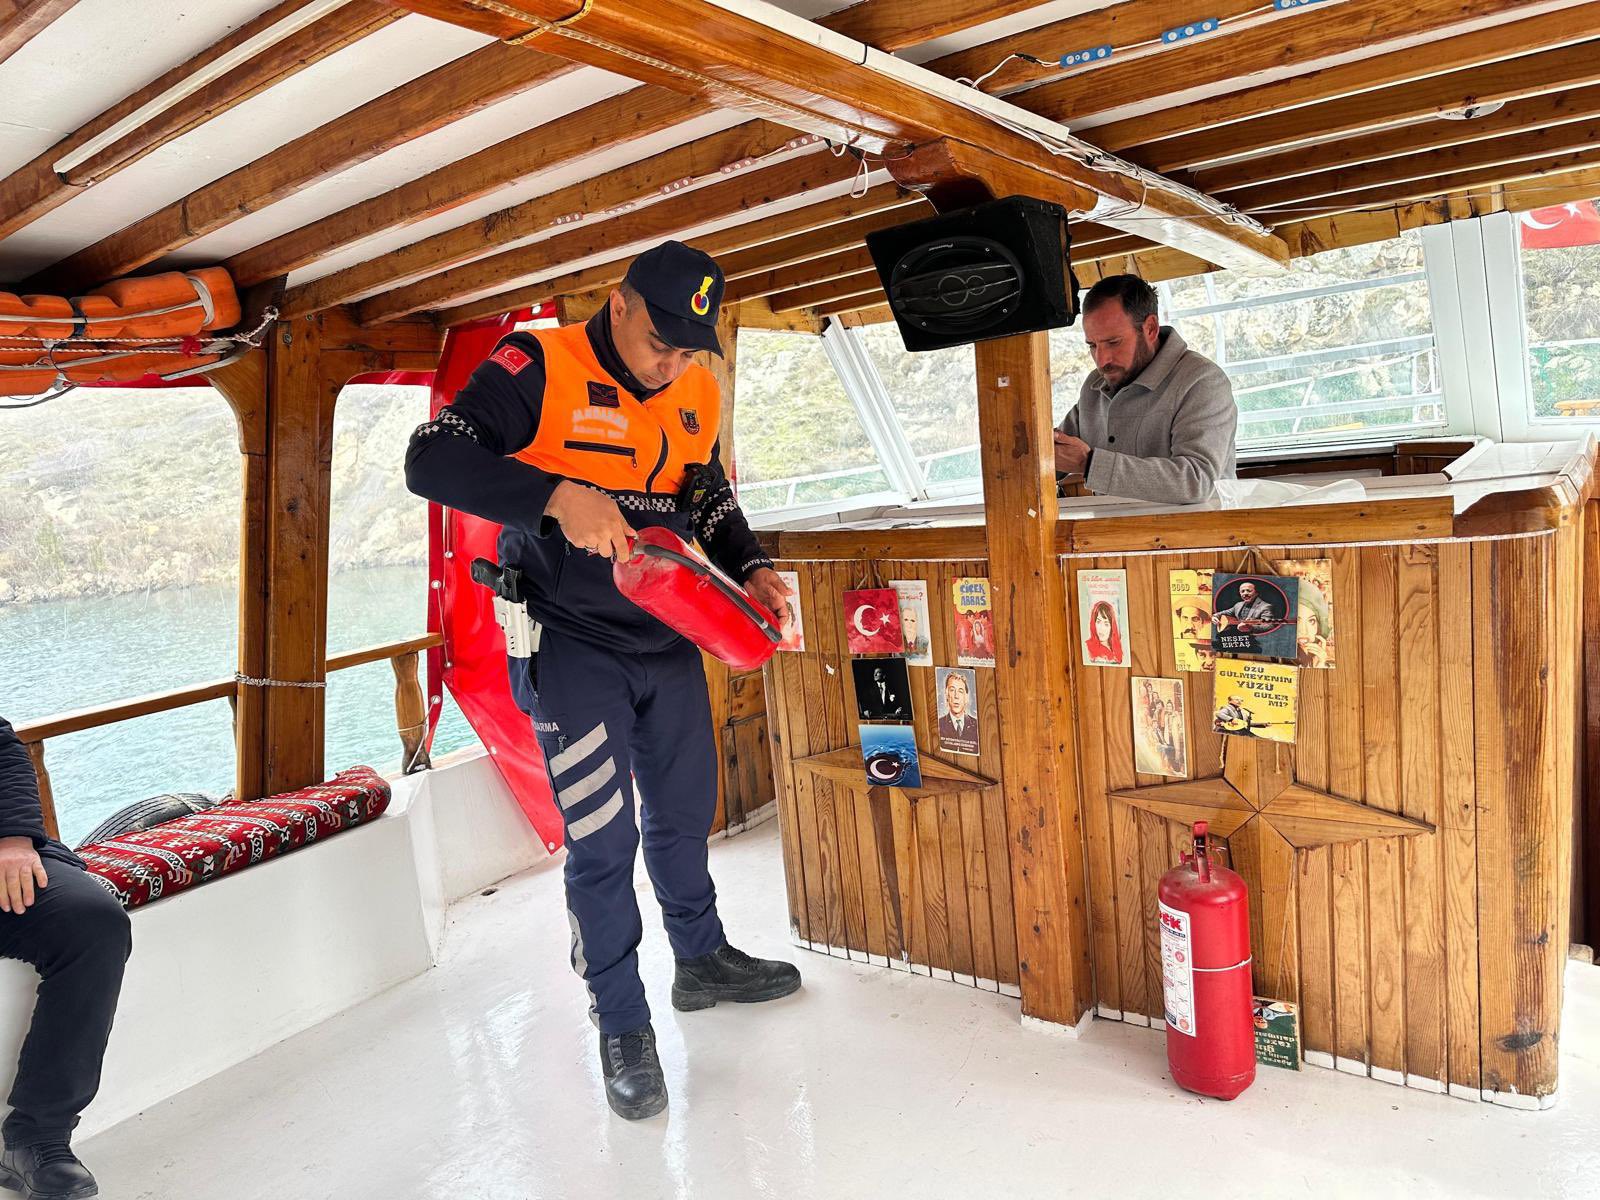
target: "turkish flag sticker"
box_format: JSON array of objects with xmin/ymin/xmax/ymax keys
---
[{"xmin": 489, "ymin": 343, "xmax": 532, "ymax": 376}]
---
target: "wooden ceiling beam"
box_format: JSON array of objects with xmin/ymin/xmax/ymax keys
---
[
  {"xmin": 818, "ymin": 0, "xmax": 1044, "ymax": 54},
  {"xmin": 389, "ymin": 0, "xmax": 1288, "ymax": 271},
  {"xmin": 734, "ymin": 299, "xmax": 826, "ymax": 334},
  {"xmin": 0, "ymin": 0, "xmax": 80, "ymax": 68},
  {"xmin": 226, "ymin": 87, "xmax": 703, "ymax": 287},
  {"xmin": 355, "ymin": 150, "xmax": 858, "ymax": 323},
  {"xmin": 814, "ymin": 286, "xmax": 890, "ymax": 317},
  {"xmin": 726, "ymin": 246, "xmax": 878, "ymax": 303},
  {"xmin": 1096, "ymin": 4, "xmax": 1600, "ymax": 159},
  {"xmin": 1022, "ymin": 0, "xmax": 1573, "ymax": 131},
  {"xmin": 432, "ymin": 184, "xmax": 923, "ymax": 325},
  {"xmin": 770, "ymin": 269, "xmax": 884, "ymax": 313},
  {"xmin": 34, "ymin": 43, "xmax": 579, "ymax": 293},
  {"xmin": 718, "ymin": 206, "xmax": 919, "ymax": 281},
  {"xmin": 1195, "ymin": 81, "xmax": 1600, "ymax": 193},
  {"xmin": 0, "ymin": 0, "xmax": 401, "ymax": 243},
  {"xmin": 283, "ymin": 121, "xmax": 814, "ymax": 318}
]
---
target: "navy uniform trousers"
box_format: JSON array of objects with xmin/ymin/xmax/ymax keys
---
[{"xmin": 510, "ymin": 628, "xmax": 724, "ymax": 1035}]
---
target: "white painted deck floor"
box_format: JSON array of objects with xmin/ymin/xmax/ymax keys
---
[{"xmin": 83, "ymin": 819, "xmax": 1600, "ymax": 1199}]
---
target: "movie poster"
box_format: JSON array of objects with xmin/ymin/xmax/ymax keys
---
[
  {"xmin": 1078, "ymin": 568, "xmax": 1130, "ymax": 668},
  {"xmin": 843, "ymin": 587, "xmax": 903, "ymax": 656},
  {"xmin": 852, "ymin": 657, "xmax": 913, "ymax": 722},
  {"xmin": 1132, "ymin": 676, "xmax": 1188, "ymax": 777},
  {"xmin": 1212, "ymin": 659, "xmax": 1299, "ymax": 744},
  {"xmin": 860, "ymin": 723, "xmax": 923, "ymax": 789},
  {"xmin": 1272, "ymin": 557, "xmax": 1336, "ymax": 669},
  {"xmin": 935, "ymin": 666, "xmax": 980, "ymax": 757},
  {"xmin": 952, "ymin": 577, "xmax": 996, "ymax": 668},
  {"xmin": 891, "ymin": 579, "xmax": 933, "ymax": 667},
  {"xmin": 1211, "ymin": 573, "xmax": 1299, "ymax": 661},
  {"xmin": 775, "ymin": 570, "xmax": 805, "ymax": 652},
  {"xmin": 1169, "ymin": 568, "xmax": 1216, "ymax": 673}
]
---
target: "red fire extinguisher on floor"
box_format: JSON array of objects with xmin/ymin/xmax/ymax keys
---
[{"xmin": 1158, "ymin": 821, "xmax": 1256, "ymax": 1101}]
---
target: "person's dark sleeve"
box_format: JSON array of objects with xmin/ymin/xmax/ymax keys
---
[
  {"xmin": 0, "ymin": 718, "xmax": 49, "ymax": 850},
  {"xmin": 694, "ymin": 440, "xmax": 774, "ymax": 583},
  {"xmin": 404, "ymin": 332, "xmax": 566, "ymax": 536}
]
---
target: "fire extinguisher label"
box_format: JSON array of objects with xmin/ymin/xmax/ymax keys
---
[{"xmin": 1159, "ymin": 901, "xmax": 1197, "ymax": 1037}]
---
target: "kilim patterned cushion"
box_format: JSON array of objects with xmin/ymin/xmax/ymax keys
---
[{"xmin": 77, "ymin": 766, "xmax": 391, "ymax": 908}]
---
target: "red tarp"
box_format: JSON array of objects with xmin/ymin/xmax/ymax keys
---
[
  {"xmin": 1519, "ymin": 200, "xmax": 1600, "ymax": 251},
  {"xmin": 425, "ymin": 306, "xmax": 564, "ymax": 852}
]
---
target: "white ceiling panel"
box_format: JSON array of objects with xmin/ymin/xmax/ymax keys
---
[
  {"xmin": 0, "ymin": 0, "xmax": 278, "ymax": 177},
  {"xmin": 0, "ymin": 14, "xmax": 491, "ymax": 279},
  {"xmin": 282, "ymin": 108, "xmax": 751, "ymax": 288}
]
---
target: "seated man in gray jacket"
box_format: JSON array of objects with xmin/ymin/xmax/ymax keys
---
[{"xmin": 1054, "ymin": 274, "xmax": 1237, "ymax": 505}]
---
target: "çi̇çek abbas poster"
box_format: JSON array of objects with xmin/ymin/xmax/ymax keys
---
[
  {"xmin": 1271, "ymin": 557, "xmax": 1336, "ymax": 669},
  {"xmin": 952, "ymin": 577, "xmax": 995, "ymax": 669},
  {"xmin": 1212, "ymin": 659, "xmax": 1299, "ymax": 744},
  {"xmin": 1211, "ymin": 572, "xmax": 1299, "ymax": 661},
  {"xmin": 1169, "ymin": 568, "xmax": 1217, "ymax": 673}
]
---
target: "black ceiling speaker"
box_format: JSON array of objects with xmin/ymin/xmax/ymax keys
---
[{"xmin": 865, "ymin": 194, "xmax": 1079, "ymax": 352}]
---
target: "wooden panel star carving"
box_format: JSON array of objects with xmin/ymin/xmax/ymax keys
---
[{"xmin": 1111, "ymin": 739, "xmax": 1434, "ymax": 994}]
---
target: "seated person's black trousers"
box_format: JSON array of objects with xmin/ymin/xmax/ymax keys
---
[{"xmin": 0, "ymin": 862, "xmax": 130, "ymax": 1147}]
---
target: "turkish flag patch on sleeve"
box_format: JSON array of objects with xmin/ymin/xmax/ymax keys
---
[{"xmin": 489, "ymin": 343, "xmax": 532, "ymax": 376}]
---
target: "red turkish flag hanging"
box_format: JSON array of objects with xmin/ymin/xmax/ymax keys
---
[{"xmin": 1518, "ymin": 200, "xmax": 1600, "ymax": 251}]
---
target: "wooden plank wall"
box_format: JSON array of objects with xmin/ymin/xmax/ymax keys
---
[
  {"xmin": 765, "ymin": 556, "xmax": 1020, "ymax": 992},
  {"xmin": 1067, "ymin": 526, "xmax": 1578, "ymax": 1101}
]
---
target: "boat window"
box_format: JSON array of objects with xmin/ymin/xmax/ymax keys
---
[
  {"xmin": 854, "ymin": 324, "xmax": 981, "ymax": 494},
  {"xmin": 732, "ymin": 328, "xmax": 892, "ymax": 513},
  {"xmin": 1, "ymin": 385, "xmax": 239, "ymax": 845},
  {"xmin": 1514, "ymin": 198, "xmax": 1600, "ymax": 426},
  {"xmin": 325, "ymin": 381, "xmax": 478, "ymax": 775}
]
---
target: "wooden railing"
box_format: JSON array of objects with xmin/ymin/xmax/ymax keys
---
[{"xmin": 13, "ymin": 633, "xmax": 443, "ymax": 843}]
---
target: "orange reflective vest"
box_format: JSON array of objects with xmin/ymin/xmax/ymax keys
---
[{"xmin": 512, "ymin": 322, "xmax": 720, "ymax": 497}]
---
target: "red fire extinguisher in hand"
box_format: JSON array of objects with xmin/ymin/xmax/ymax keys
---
[{"xmin": 1158, "ymin": 821, "xmax": 1256, "ymax": 1101}]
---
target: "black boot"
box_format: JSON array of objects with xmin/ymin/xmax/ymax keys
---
[
  {"xmin": 599, "ymin": 1024, "xmax": 668, "ymax": 1120},
  {"xmin": 0, "ymin": 1143, "xmax": 98, "ymax": 1200},
  {"xmin": 672, "ymin": 942, "xmax": 802, "ymax": 1011}
]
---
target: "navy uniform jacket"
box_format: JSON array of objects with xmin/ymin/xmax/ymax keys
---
[{"xmin": 405, "ymin": 308, "xmax": 771, "ymax": 653}]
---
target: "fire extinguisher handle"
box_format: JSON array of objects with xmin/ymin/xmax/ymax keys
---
[{"xmin": 632, "ymin": 542, "xmax": 782, "ymax": 644}]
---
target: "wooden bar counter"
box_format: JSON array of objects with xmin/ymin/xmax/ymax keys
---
[{"xmin": 758, "ymin": 437, "xmax": 1597, "ymax": 1108}]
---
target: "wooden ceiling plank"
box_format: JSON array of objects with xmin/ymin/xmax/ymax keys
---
[
  {"xmin": 225, "ymin": 87, "xmax": 704, "ymax": 287},
  {"xmin": 718, "ymin": 205, "xmax": 920, "ymax": 281},
  {"xmin": 818, "ymin": 0, "xmax": 1045, "ymax": 55},
  {"xmin": 386, "ymin": 0, "xmax": 1288, "ymax": 271},
  {"xmin": 1023, "ymin": 0, "xmax": 1574, "ymax": 133},
  {"xmin": 1226, "ymin": 121, "xmax": 1600, "ymax": 215},
  {"xmin": 33, "ymin": 43, "xmax": 580, "ymax": 293},
  {"xmin": 0, "ymin": 0, "xmax": 81, "ymax": 68},
  {"xmin": 282, "ymin": 121, "xmax": 815, "ymax": 318},
  {"xmin": 770, "ymin": 269, "xmax": 884, "ymax": 313},
  {"xmin": 432, "ymin": 184, "xmax": 922, "ymax": 325},
  {"xmin": 354, "ymin": 150, "xmax": 859, "ymax": 323},
  {"xmin": 1195, "ymin": 81, "xmax": 1600, "ymax": 193},
  {"xmin": 1097, "ymin": 4, "xmax": 1600, "ymax": 160},
  {"xmin": 815, "ymin": 287, "xmax": 890, "ymax": 317},
  {"xmin": 0, "ymin": 0, "xmax": 401, "ymax": 244},
  {"xmin": 725, "ymin": 245, "xmax": 878, "ymax": 303}
]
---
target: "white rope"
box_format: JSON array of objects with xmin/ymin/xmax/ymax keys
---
[
  {"xmin": 1057, "ymin": 526, "xmax": 1554, "ymax": 560},
  {"xmin": 235, "ymin": 673, "xmax": 327, "ymax": 690}
]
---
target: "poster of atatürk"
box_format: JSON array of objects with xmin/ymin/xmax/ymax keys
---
[
  {"xmin": 1169, "ymin": 568, "xmax": 1216, "ymax": 673},
  {"xmin": 853, "ymin": 657, "xmax": 912, "ymax": 722},
  {"xmin": 953, "ymin": 577, "xmax": 996, "ymax": 668},
  {"xmin": 843, "ymin": 587, "xmax": 902, "ymax": 656},
  {"xmin": 891, "ymin": 579, "xmax": 933, "ymax": 667},
  {"xmin": 1078, "ymin": 568, "xmax": 1130, "ymax": 667},
  {"xmin": 1211, "ymin": 573, "xmax": 1299, "ymax": 660},
  {"xmin": 775, "ymin": 570, "xmax": 805, "ymax": 652},
  {"xmin": 935, "ymin": 666, "xmax": 980, "ymax": 757},
  {"xmin": 860, "ymin": 724, "xmax": 922, "ymax": 789},
  {"xmin": 1132, "ymin": 677, "xmax": 1188, "ymax": 777},
  {"xmin": 1212, "ymin": 659, "xmax": 1299, "ymax": 744},
  {"xmin": 1272, "ymin": 557, "xmax": 1336, "ymax": 669}
]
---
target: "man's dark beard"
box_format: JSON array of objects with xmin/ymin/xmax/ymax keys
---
[{"xmin": 1116, "ymin": 333, "xmax": 1158, "ymax": 384}]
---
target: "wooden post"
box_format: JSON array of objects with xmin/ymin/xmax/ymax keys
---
[
  {"xmin": 975, "ymin": 332, "xmax": 1095, "ymax": 1027},
  {"xmin": 392, "ymin": 650, "xmax": 432, "ymax": 773},
  {"xmin": 23, "ymin": 741, "xmax": 59, "ymax": 842}
]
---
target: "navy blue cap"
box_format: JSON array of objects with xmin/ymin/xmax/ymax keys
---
[{"xmin": 623, "ymin": 240, "xmax": 725, "ymax": 356}]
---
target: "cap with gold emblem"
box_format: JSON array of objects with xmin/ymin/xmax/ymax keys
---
[{"xmin": 622, "ymin": 239, "xmax": 725, "ymax": 356}]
